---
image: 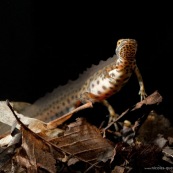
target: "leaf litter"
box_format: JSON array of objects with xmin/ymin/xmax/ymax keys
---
[{"xmin": 0, "ymin": 90, "xmax": 173, "ymax": 173}]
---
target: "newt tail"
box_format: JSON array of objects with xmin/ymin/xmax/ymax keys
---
[{"xmin": 21, "ymin": 39, "xmax": 147, "ymax": 122}]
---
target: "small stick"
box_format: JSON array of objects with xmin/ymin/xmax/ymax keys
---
[
  {"xmin": 47, "ymin": 101, "xmax": 93, "ymax": 129},
  {"xmin": 103, "ymin": 90, "xmax": 162, "ymax": 132}
]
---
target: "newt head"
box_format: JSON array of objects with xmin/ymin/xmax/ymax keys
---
[{"xmin": 116, "ymin": 39, "xmax": 137, "ymax": 60}]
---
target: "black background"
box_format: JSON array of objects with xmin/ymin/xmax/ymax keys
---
[{"xmin": 0, "ymin": 2, "xmax": 173, "ymax": 123}]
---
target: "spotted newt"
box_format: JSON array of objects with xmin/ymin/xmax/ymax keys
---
[{"xmin": 20, "ymin": 38, "xmax": 147, "ymax": 123}]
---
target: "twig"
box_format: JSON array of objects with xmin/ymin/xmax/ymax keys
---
[
  {"xmin": 47, "ymin": 101, "xmax": 93, "ymax": 129},
  {"xmin": 103, "ymin": 90, "xmax": 162, "ymax": 132}
]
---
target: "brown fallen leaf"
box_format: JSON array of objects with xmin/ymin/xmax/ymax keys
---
[
  {"xmin": 137, "ymin": 111, "xmax": 173, "ymax": 143},
  {"xmin": 0, "ymin": 100, "xmax": 64, "ymax": 143},
  {"xmin": 0, "ymin": 101, "xmax": 31, "ymax": 136},
  {"xmin": 7, "ymin": 100, "xmax": 114, "ymax": 172},
  {"xmin": 111, "ymin": 166, "xmax": 125, "ymax": 173},
  {"xmin": 0, "ymin": 100, "xmax": 92, "ymax": 138},
  {"xmin": 50, "ymin": 117, "xmax": 115, "ymax": 167},
  {"xmin": 6, "ymin": 101, "xmax": 66, "ymax": 173},
  {"xmin": 162, "ymin": 146, "xmax": 173, "ymax": 165},
  {"xmin": 1, "ymin": 90, "xmax": 172, "ymax": 172},
  {"xmin": 14, "ymin": 132, "xmax": 58, "ymax": 173},
  {"xmin": 0, "ymin": 101, "xmax": 48, "ymax": 135},
  {"xmin": 0, "ymin": 132, "xmax": 21, "ymax": 172},
  {"xmin": 113, "ymin": 142, "xmax": 163, "ymax": 169}
]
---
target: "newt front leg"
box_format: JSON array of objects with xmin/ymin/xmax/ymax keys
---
[
  {"xmin": 80, "ymin": 91, "xmax": 118, "ymax": 118},
  {"xmin": 80, "ymin": 91, "xmax": 119, "ymax": 130},
  {"xmin": 134, "ymin": 65, "xmax": 147, "ymax": 101}
]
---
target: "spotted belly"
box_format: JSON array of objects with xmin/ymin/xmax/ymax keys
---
[{"xmin": 88, "ymin": 68, "xmax": 132, "ymax": 101}]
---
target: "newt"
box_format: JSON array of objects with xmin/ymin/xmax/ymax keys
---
[{"xmin": 20, "ymin": 38, "xmax": 147, "ymax": 123}]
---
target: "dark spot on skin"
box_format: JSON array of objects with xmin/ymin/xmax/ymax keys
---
[
  {"xmin": 43, "ymin": 108, "xmax": 47, "ymax": 112},
  {"xmin": 49, "ymin": 116, "xmax": 55, "ymax": 121},
  {"xmin": 67, "ymin": 99, "xmax": 71, "ymax": 104},
  {"xmin": 109, "ymin": 86, "xmax": 114, "ymax": 90},
  {"xmin": 82, "ymin": 87, "xmax": 85, "ymax": 91},
  {"xmin": 97, "ymin": 80, "xmax": 100, "ymax": 84},
  {"xmin": 97, "ymin": 91, "xmax": 102, "ymax": 95},
  {"xmin": 95, "ymin": 71, "xmax": 99, "ymax": 75},
  {"xmin": 109, "ymin": 80, "xmax": 115, "ymax": 85},
  {"xmin": 66, "ymin": 107, "xmax": 70, "ymax": 112},
  {"xmin": 125, "ymin": 65, "xmax": 130, "ymax": 68},
  {"xmin": 62, "ymin": 102, "xmax": 65, "ymax": 106},
  {"xmin": 130, "ymin": 59, "xmax": 135, "ymax": 63},
  {"xmin": 125, "ymin": 69, "xmax": 129, "ymax": 73},
  {"xmin": 102, "ymin": 85, "xmax": 107, "ymax": 90},
  {"xmin": 89, "ymin": 78, "xmax": 92, "ymax": 82},
  {"xmin": 57, "ymin": 106, "xmax": 60, "ymax": 109},
  {"xmin": 110, "ymin": 73, "xmax": 115, "ymax": 77},
  {"xmin": 59, "ymin": 111, "xmax": 63, "ymax": 115}
]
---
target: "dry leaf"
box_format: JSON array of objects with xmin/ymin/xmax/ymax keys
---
[
  {"xmin": 50, "ymin": 118, "xmax": 115, "ymax": 166},
  {"xmin": 162, "ymin": 146, "xmax": 173, "ymax": 164},
  {"xmin": 111, "ymin": 166, "xmax": 125, "ymax": 173},
  {"xmin": 0, "ymin": 101, "xmax": 64, "ymax": 141},
  {"xmin": 1, "ymin": 91, "xmax": 171, "ymax": 172},
  {"xmin": 0, "ymin": 134, "xmax": 13, "ymax": 147},
  {"xmin": 0, "ymin": 101, "xmax": 46, "ymax": 135},
  {"xmin": 0, "ymin": 132, "xmax": 21, "ymax": 172},
  {"xmin": 2, "ymin": 102, "xmax": 66, "ymax": 173},
  {"xmin": 13, "ymin": 116, "xmax": 65, "ymax": 173},
  {"xmin": 15, "ymin": 128, "xmax": 57, "ymax": 173}
]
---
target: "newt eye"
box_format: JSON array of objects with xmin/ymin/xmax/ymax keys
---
[{"xmin": 117, "ymin": 40, "xmax": 122, "ymax": 46}]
